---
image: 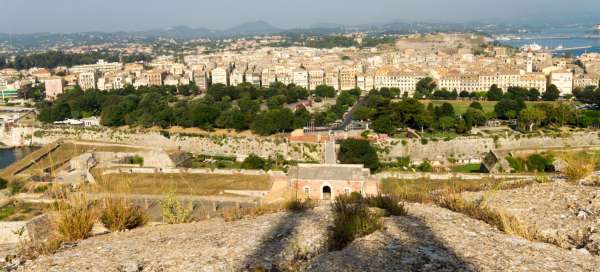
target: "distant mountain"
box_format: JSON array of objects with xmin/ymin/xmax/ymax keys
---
[{"xmin": 226, "ymin": 21, "xmax": 281, "ymax": 36}]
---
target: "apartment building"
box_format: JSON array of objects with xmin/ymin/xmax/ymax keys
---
[
  {"xmin": 147, "ymin": 70, "xmax": 164, "ymax": 86},
  {"xmin": 374, "ymin": 66, "xmax": 424, "ymax": 95},
  {"xmin": 44, "ymin": 78, "xmax": 64, "ymax": 100},
  {"xmin": 211, "ymin": 67, "xmax": 228, "ymax": 86},
  {"xmin": 245, "ymin": 67, "xmax": 262, "ymax": 88},
  {"xmin": 229, "ymin": 67, "xmax": 245, "ymax": 86},
  {"xmin": 193, "ymin": 70, "xmax": 209, "ymax": 91},
  {"xmin": 325, "ymin": 68, "xmax": 340, "ymax": 91},
  {"xmin": 339, "ymin": 66, "xmax": 357, "ymax": 90},
  {"xmin": 549, "ymin": 70, "xmax": 574, "ymax": 95},
  {"xmin": 70, "ymin": 60, "xmax": 123, "ymax": 74},
  {"xmin": 307, "ymin": 68, "xmax": 325, "ymax": 90},
  {"xmin": 78, "ymin": 72, "xmax": 96, "ymax": 90},
  {"xmin": 292, "ymin": 68, "xmax": 309, "ymax": 89}
]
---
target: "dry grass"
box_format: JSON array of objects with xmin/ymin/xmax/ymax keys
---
[
  {"xmin": 55, "ymin": 194, "xmax": 97, "ymax": 242},
  {"xmin": 329, "ymin": 194, "xmax": 385, "ymax": 250},
  {"xmin": 381, "ymin": 178, "xmax": 533, "ymax": 204},
  {"xmin": 561, "ymin": 153, "xmax": 598, "ymax": 183},
  {"xmin": 222, "ymin": 198, "xmax": 315, "ymax": 222},
  {"xmin": 99, "ymin": 197, "xmax": 148, "ymax": 231},
  {"xmin": 433, "ymin": 190, "xmax": 541, "ymax": 243},
  {"xmin": 91, "ymin": 170, "xmax": 273, "ymax": 196}
]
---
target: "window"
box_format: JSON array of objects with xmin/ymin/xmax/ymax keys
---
[
  {"xmin": 303, "ymin": 186, "xmax": 311, "ymax": 195},
  {"xmin": 343, "ymin": 187, "xmax": 352, "ymax": 194}
]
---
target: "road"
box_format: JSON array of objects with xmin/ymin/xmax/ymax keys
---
[{"xmin": 333, "ymin": 94, "xmax": 368, "ymax": 131}]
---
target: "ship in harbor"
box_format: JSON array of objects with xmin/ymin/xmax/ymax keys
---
[{"xmin": 596, "ymin": 24, "xmax": 600, "ymax": 30}]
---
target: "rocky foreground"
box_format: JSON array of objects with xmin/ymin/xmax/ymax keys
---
[
  {"xmin": 463, "ymin": 182, "xmax": 600, "ymax": 254},
  {"xmin": 16, "ymin": 197, "xmax": 600, "ymax": 272}
]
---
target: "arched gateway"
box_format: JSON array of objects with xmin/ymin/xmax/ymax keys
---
[{"xmin": 288, "ymin": 164, "xmax": 377, "ymax": 200}]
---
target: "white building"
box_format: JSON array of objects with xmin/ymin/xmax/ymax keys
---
[
  {"xmin": 70, "ymin": 60, "xmax": 123, "ymax": 74},
  {"xmin": 78, "ymin": 72, "xmax": 96, "ymax": 90},
  {"xmin": 211, "ymin": 67, "xmax": 228, "ymax": 86},
  {"xmin": 549, "ymin": 70, "xmax": 573, "ymax": 95},
  {"xmin": 292, "ymin": 68, "xmax": 309, "ymax": 89}
]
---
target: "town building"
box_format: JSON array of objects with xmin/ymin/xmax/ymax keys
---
[
  {"xmin": 287, "ymin": 164, "xmax": 375, "ymax": 200},
  {"xmin": 549, "ymin": 70, "xmax": 574, "ymax": 95},
  {"xmin": 211, "ymin": 67, "xmax": 228, "ymax": 86},
  {"xmin": 44, "ymin": 78, "xmax": 64, "ymax": 100},
  {"xmin": 78, "ymin": 72, "xmax": 96, "ymax": 90}
]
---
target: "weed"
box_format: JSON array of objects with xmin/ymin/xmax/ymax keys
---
[
  {"xmin": 55, "ymin": 194, "xmax": 97, "ymax": 242},
  {"xmin": 99, "ymin": 197, "xmax": 148, "ymax": 231},
  {"xmin": 159, "ymin": 191, "xmax": 193, "ymax": 224}
]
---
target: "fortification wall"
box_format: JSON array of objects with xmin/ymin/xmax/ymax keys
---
[
  {"xmin": 0, "ymin": 125, "xmax": 324, "ymax": 162},
  {"xmin": 378, "ymin": 131, "xmax": 600, "ymax": 163}
]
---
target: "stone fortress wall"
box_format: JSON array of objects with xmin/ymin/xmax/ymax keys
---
[
  {"xmin": 2, "ymin": 125, "xmax": 600, "ymax": 165},
  {"xmin": 0, "ymin": 125, "xmax": 324, "ymax": 162}
]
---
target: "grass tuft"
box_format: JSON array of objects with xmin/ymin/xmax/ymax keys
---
[
  {"xmin": 55, "ymin": 194, "xmax": 97, "ymax": 242},
  {"xmin": 99, "ymin": 197, "xmax": 148, "ymax": 231}
]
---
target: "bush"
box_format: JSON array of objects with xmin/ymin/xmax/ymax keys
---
[
  {"xmin": 241, "ymin": 154, "xmax": 266, "ymax": 170},
  {"xmin": 562, "ymin": 154, "xmax": 597, "ymax": 182},
  {"xmin": 33, "ymin": 184, "xmax": 50, "ymax": 193},
  {"xmin": 56, "ymin": 194, "xmax": 97, "ymax": 242},
  {"xmin": 0, "ymin": 178, "xmax": 7, "ymax": 190},
  {"xmin": 159, "ymin": 191, "xmax": 193, "ymax": 224},
  {"xmin": 506, "ymin": 156, "xmax": 526, "ymax": 172},
  {"xmin": 100, "ymin": 198, "xmax": 148, "ymax": 231},
  {"xmin": 417, "ymin": 161, "xmax": 433, "ymax": 172},
  {"xmin": 284, "ymin": 198, "xmax": 315, "ymax": 212},
  {"xmin": 526, "ymin": 154, "xmax": 554, "ymax": 172},
  {"xmin": 9, "ymin": 180, "xmax": 26, "ymax": 195},
  {"xmin": 329, "ymin": 194, "xmax": 383, "ymax": 250},
  {"xmin": 338, "ymin": 139, "xmax": 380, "ymax": 172},
  {"xmin": 130, "ymin": 155, "xmax": 144, "ymax": 166},
  {"xmin": 365, "ymin": 195, "xmax": 407, "ymax": 216}
]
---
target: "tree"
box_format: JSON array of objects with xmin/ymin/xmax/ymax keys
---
[
  {"xmin": 459, "ymin": 91, "xmax": 470, "ymax": 98},
  {"xmin": 241, "ymin": 154, "xmax": 267, "ymax": 170},
  {"xmin": 434, "ymin": 102, "xmax": 455, "ymax": 118},
  {"xmin": 372, "ymin": 116, "xmax": 396, "ymax": 135},
  {"xmin": 437, "ymin": 116, "xmax": 456, "ymax": 131},
  {"xmin": 469, "ymin": 101, "xmax": 483, "ymax": 111},
  {"xmin": 527, "ymin": 88, "xmax": 540, "ymax": 101},
  {"xmin": 542, "ymin": 84, "xmax": 560, "ymax": 101},
  {"xmin": 494, "ymin": 98, "xmax": 526, "ymax": 119},
  {"xmin": 352, "ymin": 106, "xmax": 373, "ymax": 121},
  {"xmin": 463, "ymin": 108, "xmax": 487, "ymax": 127},
  {"xmin": 415, "ymin": 77, "xmax": 437, "ymax": 98},
  {"xmin": 314, "ymin": 85, "xmax": 336, "ymax": 98},
  {"xmin": 486, "ymin": 84, "xmax": 503, "ymax": 101},
  {"xmin": 519, "ymin": 107, "xmax": 546, "ymax": 132},
  {"xmin": 338, "ymin": 139, "xmax": 380, "ymax": 172}
]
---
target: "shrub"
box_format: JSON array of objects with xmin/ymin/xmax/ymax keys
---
[
  {"xmin": 526, "ymin": 153, "xmax": 554, "ymax": 172},
  {"xmin": 365, "ymin": 195, "xmax": 407, "ymax": 216},
  {"xmin": 420, "ymin": 138, "xmax": 428, "ymax": 145},
  {"xmin": 417, "ymin": 161, "xmax": 433, "ymax": 172},
  {"xmin": 9, "ymin": 180, "xmax": 26, "ymax": 195},
  {"xmin": 506, "ymin": 156, "xmax": 525, "ymax": 172},
  {"xmin": 562, "ymin": 154, "xmax": 597, "ymax": 182},
  {"xmin": 56, "ymin": 194, "xmax": 97, "ymax": 242},
  {"xmin": 329, "ymin": 194, "xmax": 383, "ymax": 250},
  {"xmin": 222, "ymin": 203, "xmax": 284, "ymax": 221},
  {"xmin": 284, "ymin": 198, "xmax": 315, "ymax": 212},
  {"xmin": 33, "ymin": 184, "xmax": 50, "ymax": 193},
  {"xmin": 241, "ymin": 154, "xmax": 266, "ymax": 170},
  {"xmin": 130, "ymin": 155, "xmax": 144, "ymax": 166},
  {"xmin": 159, "ymin": 191, "xmax": 193, "ymax": 224},
  {"xmin": 0, "ymin": 177, "xmax": 7, "ymax": 190},
  {"xmin": 100, "ymin": 198, "xmax": 148, "ymax": 231}
]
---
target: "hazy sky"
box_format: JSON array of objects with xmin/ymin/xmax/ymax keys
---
[{"xmin": 1, "ymin": 0, "xmax": 599, "ymax": 33}]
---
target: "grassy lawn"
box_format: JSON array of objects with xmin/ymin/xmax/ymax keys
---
[
  {"xmin": 423, "ymin": 100, "xmax": 572, "ymax": 115},
  {"xmin": 90, "ymin": 171, "xmax": 273, "ymax": 196},
  {"xmin": 424, "ymin": 100, "xmax": 497, "ymax": 114},
  {"xmin": 451, "ymin": 163, "xmax": 482, "ymax": 173},
  {"xmin": 0, "ymin": 202, "xmax": 50, "ymax": 221}
]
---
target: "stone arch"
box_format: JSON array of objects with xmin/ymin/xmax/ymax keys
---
[{"xmin": 321, "ymin": 183, "xmax": 332, "ymax": 200}]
